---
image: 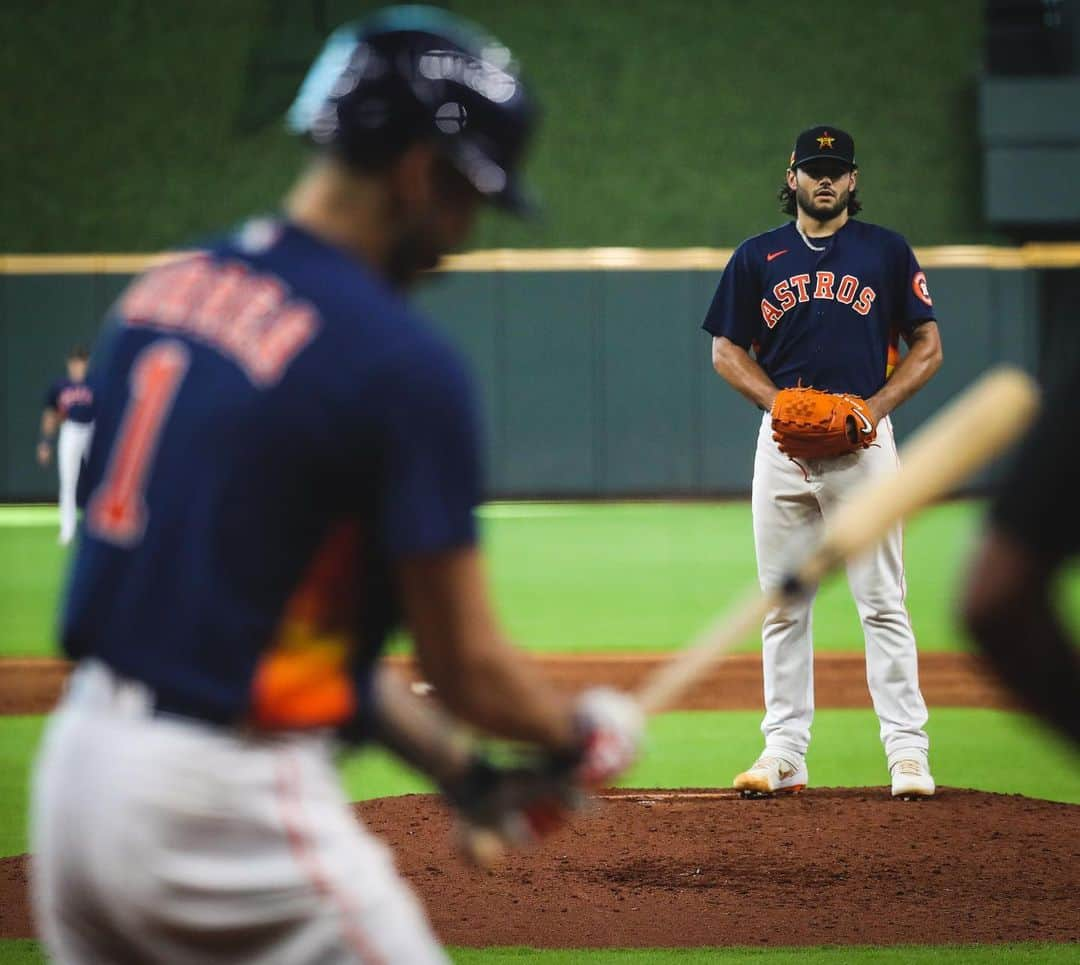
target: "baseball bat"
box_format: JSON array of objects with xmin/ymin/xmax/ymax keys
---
[{"xmin": 635, "ymin": 366, "xmax": 1040, "ymax": 716}]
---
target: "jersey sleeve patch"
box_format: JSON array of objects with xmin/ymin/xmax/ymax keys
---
[{"xmin": 912, "ymin": 270, "xmax": 933, "ymax": 307}]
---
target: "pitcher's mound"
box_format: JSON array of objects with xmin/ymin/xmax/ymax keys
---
[
  {"xmin": 364, "ymin": 787, "xmax": 1080, "ymax": 948},
  {"xmin": 3, "ymin": 787, "xmax": 1077, "ymax": 947}
]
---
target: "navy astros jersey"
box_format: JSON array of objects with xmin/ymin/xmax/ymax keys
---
[
  {"xmin": 45, "ymin": 379, "xmax": 95, "ymax": 424},
  {"xmin": 63, "ymin": 219, "xmax": 482, "ymax": 732},
  {"xmin": 702, "ymin": 220, "xmax": 936, "ymax": 399}
]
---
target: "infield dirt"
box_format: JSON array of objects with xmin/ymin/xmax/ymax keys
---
[
  {"xmin": 0, "ymin": 651, "xmax": 1018, "ymax": 715},
  {"xmin": 2, "ymin": 652, "xmax": 1075, "ymax": 948},
  {"xmin": 3, "ymin": 789, "xmax": 1078, "ymax": 946}
]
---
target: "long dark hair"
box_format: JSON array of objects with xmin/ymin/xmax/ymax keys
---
[{"xmin": 778, "ymin": 178, "xmax": 862, "ymax": 217}]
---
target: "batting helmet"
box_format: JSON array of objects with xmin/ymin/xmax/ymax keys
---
[{"xmin": 287, "ymin": 5, "xmax": 537, "ymax": 214}]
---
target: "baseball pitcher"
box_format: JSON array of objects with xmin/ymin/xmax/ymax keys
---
[{"xmin": 702, "ymin": 125, "xmax": 943, "ymax": 799}]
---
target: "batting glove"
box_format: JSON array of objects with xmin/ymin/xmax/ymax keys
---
[
  {"xmin": 442, "ymin": 755, "xmax": 585, "ymax": 854},
  {"xmin": 571, "ymin": 687, "xmax": 645, "ymax": 787}
]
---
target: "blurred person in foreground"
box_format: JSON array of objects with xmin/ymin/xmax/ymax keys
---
[
  {"xmin": 36, "ymin": 345, "xmax": 95, "ymax": 545},
  {"xmin": 961, "ymin": 364, "xmax": 1080, "ymax": 747},
  {"xmin": 30, "ymin": 8, "xmax": 643, "ymax": 963}
]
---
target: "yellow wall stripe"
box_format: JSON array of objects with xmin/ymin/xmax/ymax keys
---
[{"xmin": 3, "ymin": 243, "xmax": 1080, "ymax": 275}]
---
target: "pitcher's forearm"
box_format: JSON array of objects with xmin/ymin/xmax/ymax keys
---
[
  {"xmin": 867, "ymin": 322, "xmax": 942, "ymax": 421},
  {"xmin": 711, "ymin": 336, "xmax": 778, "ymax": 411}
]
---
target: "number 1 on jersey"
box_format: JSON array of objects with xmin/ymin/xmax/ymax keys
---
[{"xmin": 88, "ymin": 340, "xmax": 190, "ymax": 546}]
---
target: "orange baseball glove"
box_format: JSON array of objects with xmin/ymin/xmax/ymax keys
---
[{"xmin": 770, "ymin": 386, "xmax": 877, "ymax": 460}]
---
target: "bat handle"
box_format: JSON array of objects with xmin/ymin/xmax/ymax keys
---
[{"xmin": 636, "ymin": 588, "xmax": 779, "ymax": 717}]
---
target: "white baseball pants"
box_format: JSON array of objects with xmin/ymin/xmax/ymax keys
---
[
  {"xmin": 57, "ymin": 420, "xmax": 92, "ymax": 545},
  {"xmin": 32, "ymin": 661, "xmax": 448, "ymax": 964},
  {"xmin": 751, "ymin": 412, "xmax": 930, "ymax": 769}
]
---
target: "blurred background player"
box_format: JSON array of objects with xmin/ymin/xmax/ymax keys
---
[
  {"xmin": 37, "ymin": 345, "xmax": 95, "ymax": 546},
  {"xmin": 703, "ymin": 125, "xmax": 944, "ymax": 799},
  {"xmin": 31, "ymin": 8, "xmax": 643, "ymax": 963},
  {"xmin": 961, "ymin": 364, "xmax": 1080, "ymax": 747}
]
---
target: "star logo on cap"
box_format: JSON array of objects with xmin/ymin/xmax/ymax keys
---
[{"xmin": 817, "ymin": 132, "xmax": 835, "ymax": 149}]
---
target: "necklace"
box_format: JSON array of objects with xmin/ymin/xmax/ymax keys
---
[{"xmin": 796, "ymin": 221, "xmax": 829, "ymax": 253}]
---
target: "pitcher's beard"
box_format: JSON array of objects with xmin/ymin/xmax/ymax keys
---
[{"xmin": 797, "ymin": 187, "xmax": 847, "ymax": 222}]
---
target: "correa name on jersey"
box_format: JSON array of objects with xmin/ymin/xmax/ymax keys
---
[{"xmin": 119, "ymin": 253, "xmax": 320, "ymax": 386}]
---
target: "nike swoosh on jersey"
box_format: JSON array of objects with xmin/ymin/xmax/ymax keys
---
[{"xmin": 766, "ymin": 249, "xmax": 789, "ymax": 262}]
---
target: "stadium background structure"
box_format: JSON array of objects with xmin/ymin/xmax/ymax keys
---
[
  {"xmin": 5, "ymin": 1, "xmax": 1080, "ymax": 500},
  {"xmin": 3, "ymin": 0, "xmax": 994, "ymax": 252}
]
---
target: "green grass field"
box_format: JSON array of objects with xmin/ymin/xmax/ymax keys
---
[
  {"xmin": 1, "ymin": 502, "xmax": 1077, "ymax": 964},
  {"xmin": 0, "ymin": 500, "xmax": 1030, "ymax": 657},
  {"xmin": 1, "ymin": 941, "xmax": 1074, "ymax": 965},
  {"xmin": 5, "ymin": 501, "xmax": 1079, "ymax": 658}
]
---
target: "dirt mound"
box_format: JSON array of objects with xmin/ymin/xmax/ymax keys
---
[
  {"xmin": 374, "ymin": 788, "xmax": 1080, "ymax": 948},
  {"xmin": 5, "ymin": 788, "xmax": 1076, "ymax": 947}
]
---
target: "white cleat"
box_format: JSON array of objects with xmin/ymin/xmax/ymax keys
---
[
  {"xmin": 733, "ymin": 755, "xmax": 808, "ymax": 796},
  {"xmin": 890, "ymin": 758, "xmax": 936, "ymax": 799}
]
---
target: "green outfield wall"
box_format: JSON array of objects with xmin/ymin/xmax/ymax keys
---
[
  {"xmin": 2, "ymin": 0, "xmax": 989, "ymax": 252},
  {"xmin": 2, "ymin": 253, "xmax": 1060, "ymax": 501}
]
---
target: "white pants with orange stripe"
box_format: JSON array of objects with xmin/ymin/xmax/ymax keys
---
[
  {"xmin": 751, "ymin": 412, "xmax": 930, "ymax": 771},
  {"xmin": 32, "ymin": 661, "xmax": 447, "ymax": 964}
]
